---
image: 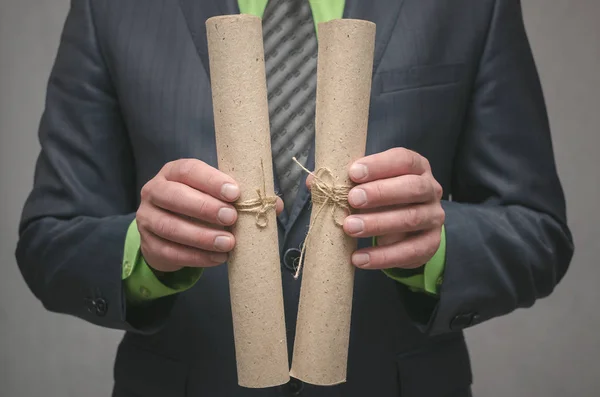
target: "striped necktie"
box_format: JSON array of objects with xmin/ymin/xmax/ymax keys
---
[{"xmin": 263, "ymin": 0, "xmax": 318, "ymax": 213}]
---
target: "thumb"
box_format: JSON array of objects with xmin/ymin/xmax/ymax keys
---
[
  {"xmin": 305, "ymin": 174, "xmax": 314, "ymax": 189},
  {"xmin": 275, "ymin": 197, "xmax": 284, "ymax": 215}
]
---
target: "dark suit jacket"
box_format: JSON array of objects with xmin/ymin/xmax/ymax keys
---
[{"xmin": 16, "ymin": 0, "xmax": 573, "ymax": 396}]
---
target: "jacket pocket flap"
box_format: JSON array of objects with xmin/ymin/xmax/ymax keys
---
[{"xmin": 377, "ymin": 64, "xmax": 465, "ymax": 94}]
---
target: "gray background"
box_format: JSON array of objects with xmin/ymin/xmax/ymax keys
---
[{"xmin": 0, "ymin": 1, "xmax": 598, "ymax": 396}]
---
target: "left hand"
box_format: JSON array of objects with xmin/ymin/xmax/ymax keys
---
[{"xmin": 344, "ymin": 148, "xmax": 445, "ymax": 270}]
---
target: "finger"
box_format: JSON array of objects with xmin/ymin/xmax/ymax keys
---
[
  {"xmin": 276, "ymin": 197, "xmax": 284, "ymax": 215},
  {"xmin": 147, "ymin": 180, "xmax": 238, "ymax": 226},
  {"xmin": 162, "ymin": 159, "xmax": 240, "ymax": 202},
  {"xmin": 348, "ymin": 148, "xmax": 429, "ymax": 183},
  {"xmin": 344, "ymin": 204, "xmax": 445, "ymax": 237},
  {"xmin": 347, "ymin": 174, "xmax": 436, "ymax": 209},
  {"xmin": 306, "ymin": 174, "xmax": 314, "ymax": 189},
  {"xmin": 351, "ymin": 228, "xmax": 442, "ymax": 270},
  {"xmin": 138, "ymin": 206, "xmax": 235, "ymax": 253},
  {"xmin": 375, "ymin": 233, "xmax": 408, "ymax": 246},
  {"xmin": 140, "ymin": 229, "xmax": 228, "ymax": 271}
]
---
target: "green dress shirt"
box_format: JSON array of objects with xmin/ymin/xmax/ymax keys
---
[{"xmin": 123, "ymin": 0, "xmax": 446, "ymax": 304}]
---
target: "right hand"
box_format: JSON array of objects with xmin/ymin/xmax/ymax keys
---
[{"xmin": 136, "ymin": 159, "xmax": 283, "ymax": 273}]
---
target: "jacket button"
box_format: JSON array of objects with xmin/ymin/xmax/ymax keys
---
[
  {"xmin": 84, "ymin": 297, "xmax": 96, "ymax": 314},
  {"xmin": 94, "ymin": 298, "xmax": 108, "ymax": 317},
  {"xmin": 286, "ymin": 378, "xmax": 304, "ymax": 396},
  {"xmin": 450, "ymin": 312, "xmax": 477, "ymax": 331},
  {"xmin": 283, "ymin": 248, "xmax": 301, "ymax": 273}
]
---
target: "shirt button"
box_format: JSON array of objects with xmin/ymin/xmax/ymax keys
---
[
  {"xmin": 139, "ymin": 286, "xmax": 152, "ymax": 299},
  {"xmin": 123, "ymin": 260, "xmax": 133, "ymax": 278},
  {"xmin": 94, "ymin": 298, "xmax": 108, "ymax": 317},
  {"xmin": 286, "ymin": 378, "xmax": 304, "ymax": 396},
  {"xmin": 283, "ymin": 248, "xmax": 301, "ymax": 273}
]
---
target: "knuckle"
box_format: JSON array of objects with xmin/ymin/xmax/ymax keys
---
[
  {"xmin": 377, "ymin": 249, "xmax": 390, "ymax": 267},
  {"xmin": 371, "ymin": 216, "xmax": 384, "ymax": 235},
  {"xmin": 140, "ymin": 181, "xmax": 154, "ymax": 202},
  {"xmin": 433, "ymin": 180, "xmax": 443, "ymax": 199},
  {"xmin": 403, "ymin": 243, "xmax": 421, "ymax": 264},
  {"xmin": 394, "ymin": 148, "xmax": 410, "ymax": 167},
  {"xmin": 389, "ymin": 148, "xmax": 408, "ymax": 169},
  {"xmin": 375, "ymin": 181, "xmax": 387, "ymax": 202},
  {"xmin": 390, "ymin": 211, "xmax": 405, "ymax": 232},
  {"xmin": 404, "ymin": 207, "xmax": 422, "ymax": 229},
  {"xmin": 435, "ymin": 207, "xmax": 446, "ymax": 227},
  {"xmin": 409, "ymin": 151, "xmax": 421, "ymax": 172},
  {"xmin": 164, "ymin": 184, "xmax": 185, "ymax": 207},
  {"xmin": 196, "ymin": 197, "xmax": 209, "ymax": 218},
  {"xmin": 412, "ymin": 177, "xmax": 430, "ymax": 198},
  {"xmin": 195, "ymin": 227, "xmax": 212, "ymax": 248},
  {"xmin": 176, "ymin": 159, "xmax": 198, "ymax": 182},
  {"xmin": 161, "ymin": 161, "xmax": 175, "ymax": 175},
  {"xmin": 204, "ymin": 172, "xmax": 218, "ymax": 192},
  {"xmin": 136, "ymin": 207, "xmax": 150, "ymax": 231},
  {"xmin": 154, "ymin": 215, "xmax": 177, "ymax": 239},
  {"xmin": 389, "ymin": 147, "xmax": 406, "ymax": 157}
]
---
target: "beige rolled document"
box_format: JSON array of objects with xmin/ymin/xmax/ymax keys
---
[
  {"xmin": 290, "ymin": 19, "xmax": 376, "ymax": 386},
  {"xmin": 206, "ymin": 15, "xmax": 289, "ymax": 388}
]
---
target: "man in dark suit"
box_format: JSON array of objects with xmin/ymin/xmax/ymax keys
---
[{"xmin": 16, "ymin": 0, "xmax": 573, "ymax": 396}]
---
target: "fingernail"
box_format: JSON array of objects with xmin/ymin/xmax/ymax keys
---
[
  {"xmin": 349, "ymin": 188, "xmax": 368, "ymax": 207},
  {"xmin": 353, "ymin": 253, "xmax": 370, "ymax": 267},
  {"xmin": 221, "ymin": 183, "xmax": 240, "ymax": 201},
  {"xmin": 210, "ymin": 253, "xmax": 228, "ymax": 263},
  {"xmin": 349, "ymin": 163, "xmax": 368, "ymax": 181},
  {"xmin": 217, "ymin": 207, "xmax": 237, "ymax": 225},
  {"xmin": 345, "ymin": 217, "xmax": 365, "ymax": 235},
  {"xmin": 214, "ymin": 236, "xmax": 233, "ymax": 251}
]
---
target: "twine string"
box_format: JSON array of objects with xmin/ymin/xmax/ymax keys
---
[
  {"xmin": 234, "ymin": 159, "xmax": 277, "ymax": 228},
  {"xmin": 292, "ymin": 157, "xmax": 352, "ymax": 279}
]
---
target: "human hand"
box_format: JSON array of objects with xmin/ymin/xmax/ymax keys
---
[
  {"xmin": 344, "ymin": 148, "xmax": 445, "ymax": 270},
  {"xmin": 137, "ymin": 159, "xmax": 283, "ymax": 272}
]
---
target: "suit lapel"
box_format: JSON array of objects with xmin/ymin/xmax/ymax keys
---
[
  {"xmin": 286, "ymin": 0, "xmax": 405, "ymax": 233},
  {"xmin": 178, "ymin": 0, "xmax": 239, "ymax": 76},
  {"xmin": 344, "ymin": 0, "xmax": 405, "ymax": 74}
]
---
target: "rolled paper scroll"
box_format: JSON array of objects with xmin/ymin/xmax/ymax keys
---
[
  {"xmin": 206, "ymin": 15, "xmax": 289, "ymax": 388},
  {"xmin": 290, "ymin": 19, "xmax": 376, "ymax": 386}
]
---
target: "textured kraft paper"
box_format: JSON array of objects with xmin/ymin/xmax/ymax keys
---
[
  {"xmin": 206, "ymin": 15, "xmax": 289, "ymax": 388},
  {"xmin": 290, "ymin": 19, "xmax": 376, "ymax": 386}
]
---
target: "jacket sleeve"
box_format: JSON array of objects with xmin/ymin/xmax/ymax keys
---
[
  {"xmin": 15, "ymin": 0, "xmax": 174, "ymax": 333},
  {"xmin": 401, "ymin": 0, "xmax": 574, "ymax": 335}
]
